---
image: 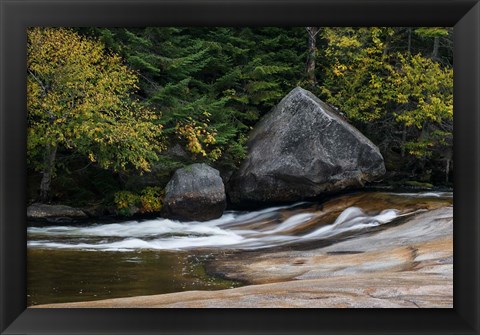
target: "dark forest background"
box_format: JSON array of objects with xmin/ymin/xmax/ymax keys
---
[{"xmin": 27, "ymin": 27, "xmax": 453, "ymax": 213}]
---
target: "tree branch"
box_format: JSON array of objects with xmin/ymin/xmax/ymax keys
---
[{"xmin": 28, "ymin": 70, "xmax": 48, "ymax": 97}]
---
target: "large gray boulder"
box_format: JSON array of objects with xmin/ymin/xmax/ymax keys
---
[
  {"xmin": 163, "ymin": 163, "xmax": 226, "ymax": 221},
  {"xmin": 228, "ymin": 87, "xmax": 386, "ymax": 204}
]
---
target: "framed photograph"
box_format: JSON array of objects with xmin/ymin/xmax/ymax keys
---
[{"xmin": 1, "ymin": 0, "xmax": 479, "ymax": 334}]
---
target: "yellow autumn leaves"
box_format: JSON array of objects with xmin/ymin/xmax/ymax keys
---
[
  {"xmin": 175, "ymin": 116, "xmax": 222, "ymax": 161},
  {"xmin": 28, "ymin": 27, "xmax": 163, "ymax": 174},
  {"xmin": 320, "ymin": 27, "xmax": 453, "ymax": 159}
]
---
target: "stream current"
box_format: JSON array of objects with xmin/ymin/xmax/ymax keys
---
[{"xmin": 27, "ymin": 191, "xmax": 452, "ymax": 306}]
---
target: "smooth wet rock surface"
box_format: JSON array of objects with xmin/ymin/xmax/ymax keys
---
[
  {"xmin": 210, "ymin": 207, "xmax": 452, "ymax": 285},
  {"xmin": 35, "ymin": 200, "xmax": 452, "ymax": 308},
  {"xmin": 35, "ymin": 269, "xmax": 451, "ymax": 308},
  {"xmin": 228, "ymin": 87, "xmax": 385, "ymax": 204},
  {"xmin": 163, "ymin": 163, "xmax": 226, "ymax": 221}
]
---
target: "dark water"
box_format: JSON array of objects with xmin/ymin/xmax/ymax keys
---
[
  {"xmin": 27, "ymin": 249, "xmax": 240, "ymax": 306},
  {"xmin": 27, "ymin": 191, "xmax": 452, "ymax": 306}
]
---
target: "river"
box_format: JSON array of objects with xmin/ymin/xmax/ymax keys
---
[{"xmin": 27, "ymin": 191, "xmax": 453, "ymax": 306}]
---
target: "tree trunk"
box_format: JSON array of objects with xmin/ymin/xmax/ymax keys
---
[
  {"xmin": 401, "ymin": 125, "xmax": 407, "ymax": 157},
  {"xmin": 39, "ymin": 143, "xmax": 57, "ymax": 202},
  {"xmin": 432, "ymin": 36, "xmax": 439, "ymax": 60},
  {"xmin": 407, "ymin": 28, "xmax": 412, "ymax": 54},
  {"xmin": 445, "ymin": 159, "xmax": 450, "ymax": 184},
  {"xmin": 306, "ymin": 27, "xmax": 320, "ymax": 88}
]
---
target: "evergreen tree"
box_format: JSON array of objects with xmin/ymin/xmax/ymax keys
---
[
  {"xmin": 28, "ymin": 26, "xmax": 454, "ymax": 205},
  {"xmin": 82, "ymin": 27, "xmax": 306, "ymax": 171}
]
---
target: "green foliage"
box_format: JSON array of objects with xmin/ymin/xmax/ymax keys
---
[
  {"xmin": 114, "ymin": 191, "xmax": 140, "ymax": 216},
  {"xmin": 27, "ymin": 28, "xmax": 165, "ymax": 196},
  {"xmin": 392, "ymin": 54, "xmax": 453, "ymax": 129},
  {"xmin": 114, "ymin": 187, "xmax": 164, "ymax": 216},
  {"xmin": 320, "ymin": 27, "xmax": 396, "ymax": 122},
  {"xmin": 139, "ymin": 187, "xmax": 164, "ymax": 213},
  {"xmin": 27, "ymin": 26, "xmax": 454, "ymax": 206},
  {"xmin": 414, "ymin": 27, "xmax": 449, "ymax": 38},
  {"xmin": 83, "ymin": 27, "xmax": 305, "ymax": 170},
  {"xmin": 319, "ymin": 27, "xmax": 453, "ymax": 176}
]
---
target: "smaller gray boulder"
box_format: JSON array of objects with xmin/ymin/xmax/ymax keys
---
[
  {"xmin": 27, "ymin": 203, "xmax": 88, "ymax": 220},
  {"xmin": 163, "ymin": 163, "xmax": 226, "ymax": 221}
]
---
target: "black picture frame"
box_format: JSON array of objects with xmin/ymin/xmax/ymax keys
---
[{"xmin": 1, "ymin": 0, "xmax": 479, "ymax": 334}]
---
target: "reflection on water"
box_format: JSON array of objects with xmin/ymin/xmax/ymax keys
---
[
  {"xmin": 27, "ymin": 191, "xmax": 452, "ymax": 306},
  {"xmin": 27, "ymin": 249, "xmax": 240, "ymax": 306}
]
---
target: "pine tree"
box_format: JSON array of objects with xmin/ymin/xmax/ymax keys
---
[{"xmin": 80, "ymin": 27, "xmax": 306, "ymax": 171}]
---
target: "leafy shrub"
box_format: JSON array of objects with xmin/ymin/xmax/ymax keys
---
[
  {"xmin": 114, "ymin": 191, "xmax": 140, "ymax": 216},
  {"xmin": 139, "ymin": 187, "xmax": 164, "ymax": 213},
  {"xmin": 114, "ymin": 187, "xmax": 164, "ymax": 216}
]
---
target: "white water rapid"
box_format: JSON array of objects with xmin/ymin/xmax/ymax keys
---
[{"xmin": 27, "ymin": 192, "xmax": 451, "ymax": 252}]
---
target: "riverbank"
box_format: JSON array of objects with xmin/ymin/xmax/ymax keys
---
[
  {"xmin": 32, "ymin": 203, "xmax": 452, "ymax": 308},
  {"xmin": 27, "ymin": 184, "xmax": 453, "ymax": 226}
]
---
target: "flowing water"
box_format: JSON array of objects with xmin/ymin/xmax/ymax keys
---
[{"xmin": 27, "ymin": 191, "xmax": 452, "ymax": 306}]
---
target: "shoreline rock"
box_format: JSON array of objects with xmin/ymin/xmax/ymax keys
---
[
  {"xmin": 228, "ymin": 87, "xmax": 386, "ymax": 204},
  {"xmin": 27, "ymin": 203, "xmax": 88, "ymax": 223},
  {"xmin": 33, "ymin": 269, "xmax": 452, "ymax": 308},
  {"xmin": 162, "ymin": 163, "xmax": 226, "ymax": 221},
  {"xmin": 208, "ymin": 206, "xmax": 452, "ymax": 285}
]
